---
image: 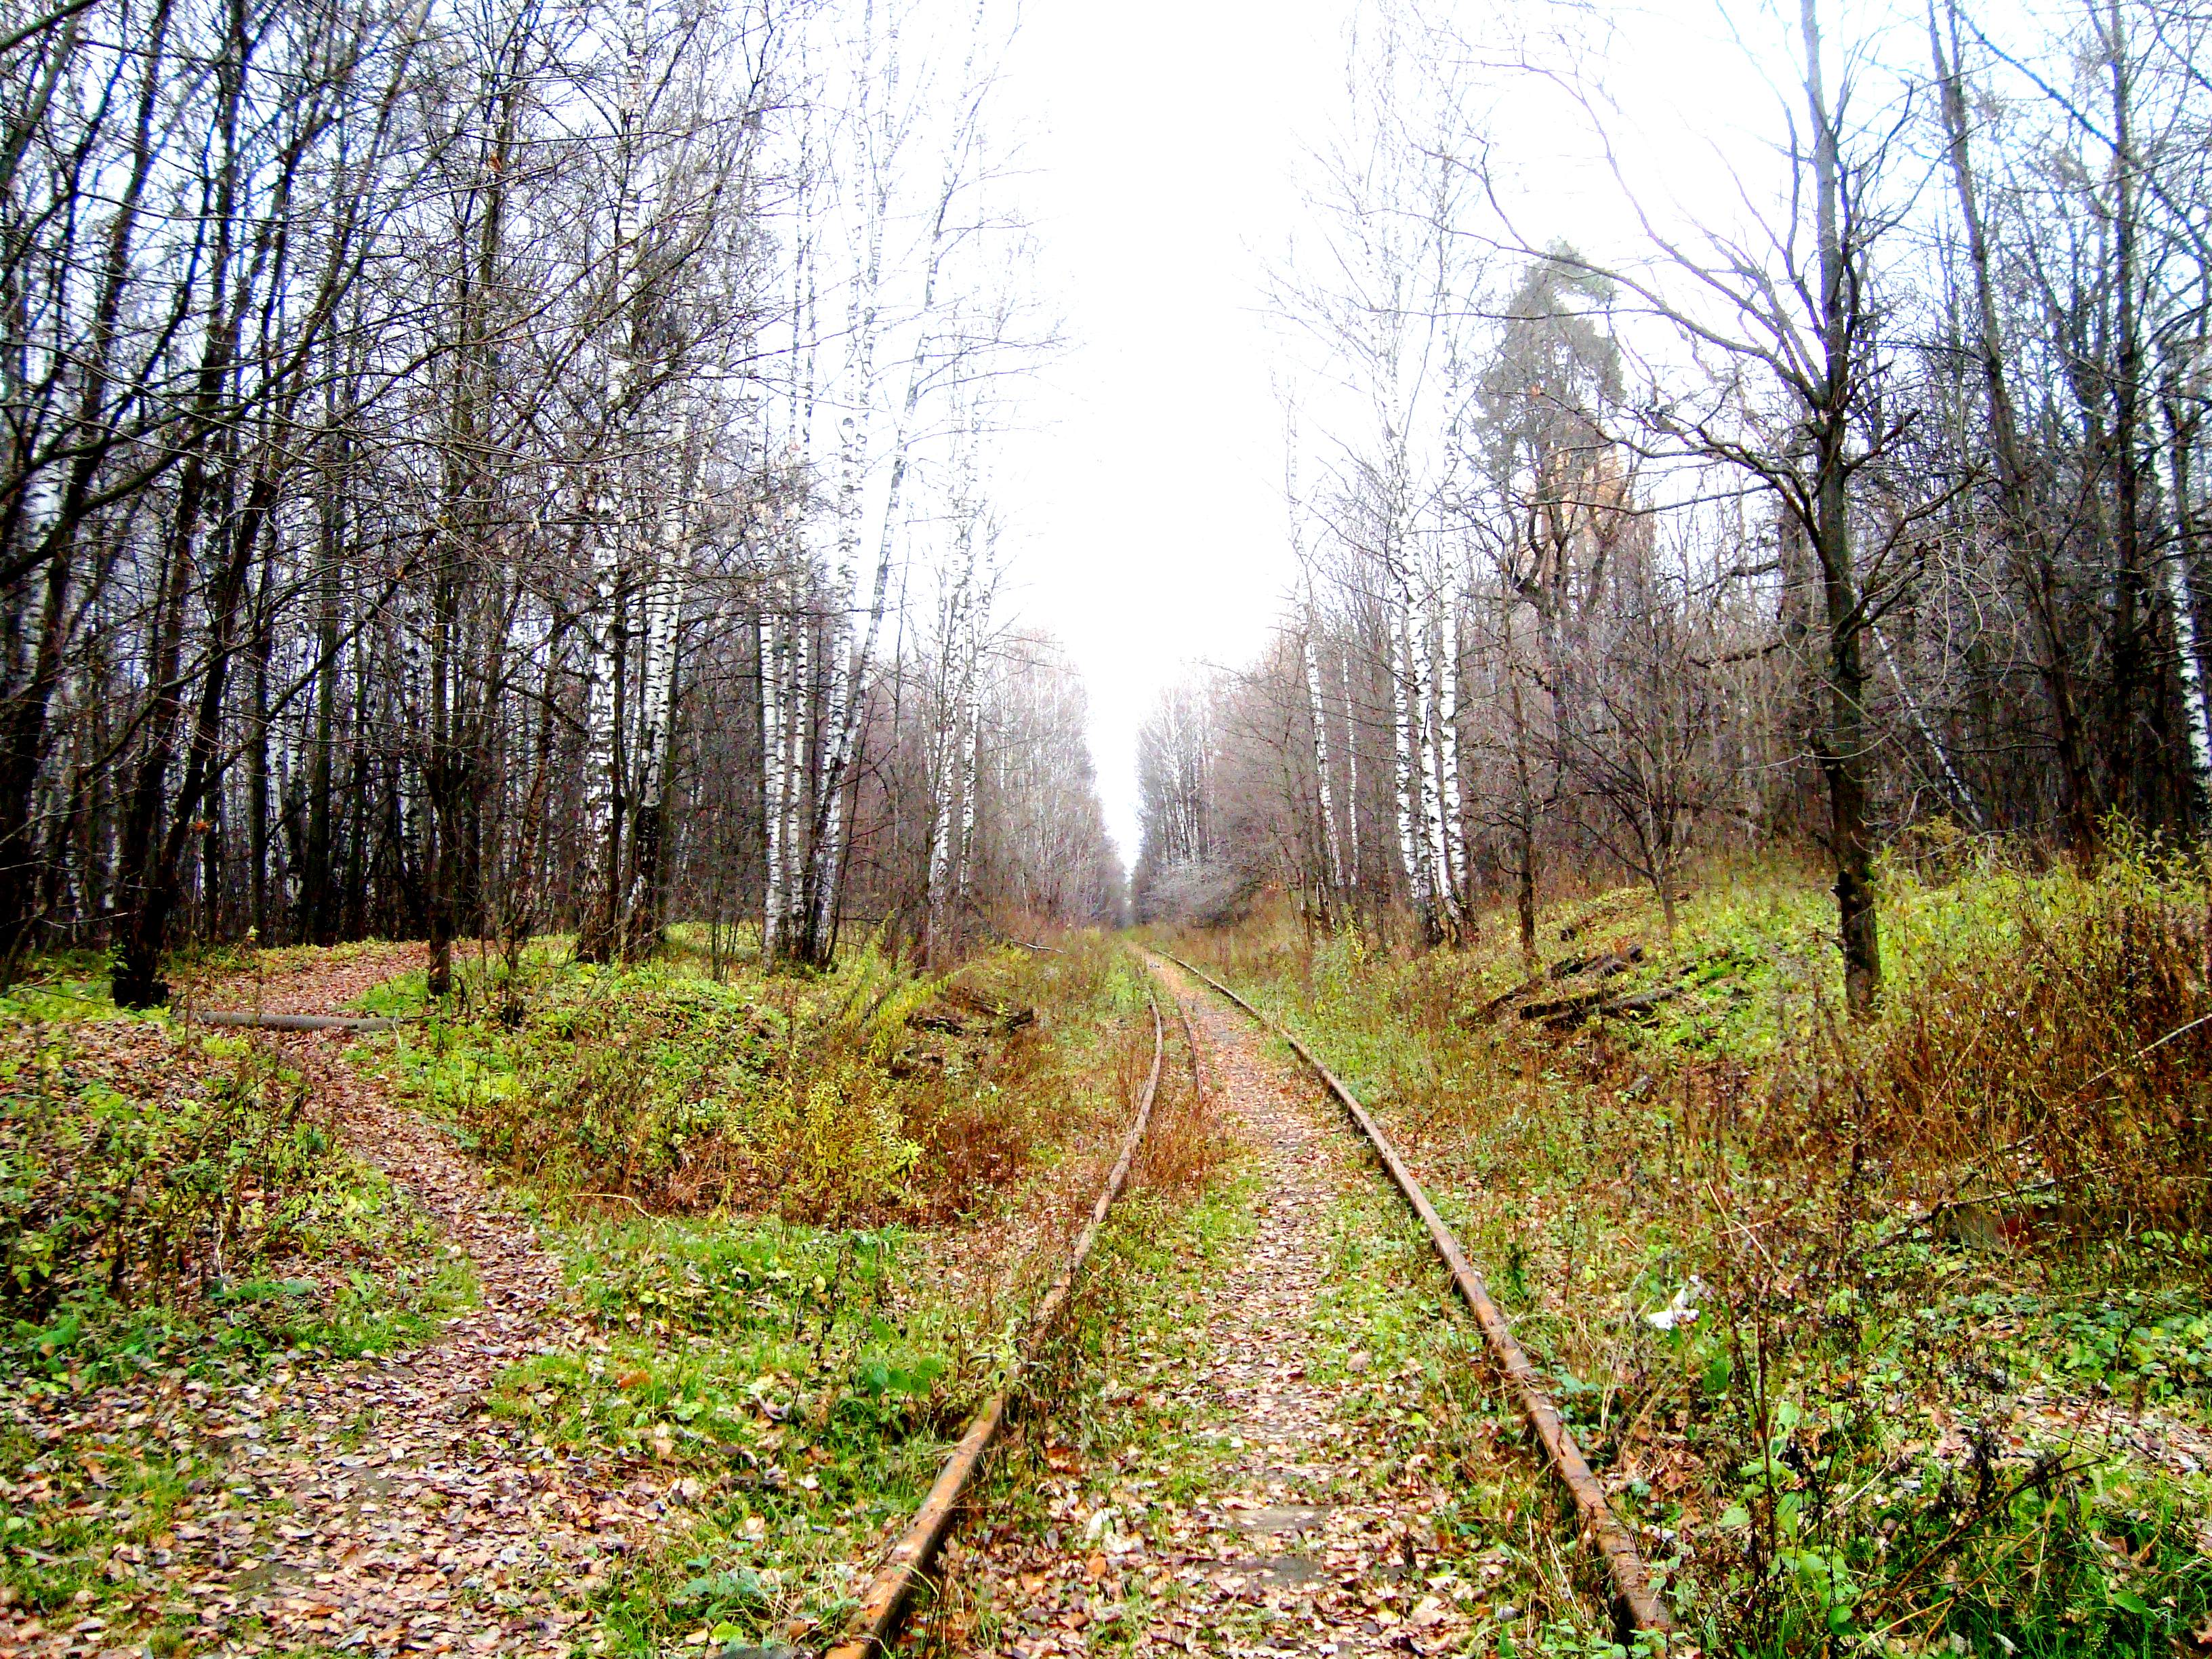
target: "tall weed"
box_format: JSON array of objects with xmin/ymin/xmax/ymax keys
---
[
  {"xmin": 0, "ymin": 1013, "xmax": 448, "ymax": 1380},
  {"xmin": 1167, "ymin": 845, "xmax": 2212, "ymax": 1654}
]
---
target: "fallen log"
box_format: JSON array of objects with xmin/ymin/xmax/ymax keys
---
[
  {"xmin": 1533, "ymin": 983, "xmax": 1685, "ymax": 1031},
  {"xmin": 1521, "ymin": 982, "xmax": 1684, "ymax": 1026},
  {"xmin": 1469, "ymin": 946, "xmax": 1645, "ymax": 1024},
  {"xmin": 1519, "ymin": 949, "xmax": 1739, "ymax": 1028},
  {"xmin": 1469, "ymin": 970, "xmax": 1547, "ymax": 1023},
  {"xmin": 193, "ymin": 1011, "xmax": 401, "ymax": 1033}
]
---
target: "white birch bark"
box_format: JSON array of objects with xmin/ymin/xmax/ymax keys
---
[
  {"xmin": 1441, "ymin": 600, "xmax": 1468, "ymax": 909},
  {"xmin": 1425, "ymin": 594, "xmax": 1464, "ymax": 934},
  {"xmin": 1340, "ymin": 649, "xmax": 1361, "ymax": 884},
  {"xmin": 1871, "ymin": 622, "xmax": 1986, "ymax": 831},
  {"xmin": 758, "ymin": 607, "xmax": 787, "ymax": 955},
  {"xmin": 2153, "ymin": 418, "xmax": 2212, "ymax": 789},
  {"xmin": 813, "ymin": 38, "xmax": 891, "ymax": 933},
  {"xmin": 955, "ymin": 529, "xmax": 1003, "ymax": 930},
  {"xmin": 1391, "ymin": 560, "xmax": 1431, "ymax": 930},
  {"xmin": 924, "ymin": 676, "xmax": 960, "ymax": 958},
  {"xmin": 954, "ymin": 699, "xmax": 981, "ymax": 912},
  {"xmin": 802, "ymin": 23, "xmax": 983, "ymax": 961},
  {"xmin": 575, "ymin": 485, "xmax": 625, "ymax": 950},
  {"xmin": 1303, "ymin": 619, "xmax": 1345, "ymax": 898},
  {"xmin": 575, "ymin": 0, "xmax": 656, "ymax": 957},
  {"xmin": 1287, "ymin": 419, "xmax": 1344, "ymax": 905},
  {"xmin": 621, "ymin": 414, "xmax": 691, "ymax": 941}
]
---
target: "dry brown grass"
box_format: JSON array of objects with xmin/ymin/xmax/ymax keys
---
[{"xmin": 1131, "ymin": 994, "xmax": 1234, "ymax": 1200}]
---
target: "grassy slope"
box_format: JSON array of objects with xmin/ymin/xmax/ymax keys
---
[
  {"xmin": 1160, "ymin": 844, "xmax": 2212, "ymax": 1657},
  {"xmin": 1, "ymin": 930, "xmax": 1156, "ymax": 1656}
]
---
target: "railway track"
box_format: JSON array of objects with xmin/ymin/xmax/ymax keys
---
[
  {"xmin": 826, "ymin": 949, "xmax": 1672, "ymax": 1656},
  {"xmin": 824, "ymin": 979, "xmax": 1168, "ymax": 1659},
  {"xmin": 1153, "ymin": 949, "xmax": 1676, "ymax": 1643}
]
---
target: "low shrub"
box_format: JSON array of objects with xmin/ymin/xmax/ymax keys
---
[
  {"xmin": 386, "ymin": 930, "xmax": 1141, "ymax": 1225},
  {"xmin": 1164, "ymin": 842, "xmax": 2212, "ymax": 1655}
]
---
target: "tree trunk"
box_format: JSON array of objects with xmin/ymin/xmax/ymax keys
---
[
  {"xmin": 1803, "ymin": 0, "xmax": 1881, "ymax": 1017},
  {"xmin": 1930, "ymin": 0, "xmax": 2096, "ymax": 844}
]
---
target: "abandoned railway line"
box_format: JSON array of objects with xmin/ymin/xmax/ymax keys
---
[
  {"xmin": 833, "ymin": 950, "xmax": 1673, "ymax": 1657},
  {"xmin": 825, "ymin": 987, "xmax": 1167, "ymax": 1659},
  {"xmin": 1151, "ymin": 951, "xmax": 1675, "ymax": 1643}
]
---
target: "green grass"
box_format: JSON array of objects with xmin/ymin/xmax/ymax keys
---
[
  {"xmin": 907, "ymin": 1053, "xmax": 1637, "ymax": 1659},
  {"xmin": 467, "ymin": 1214, "xmax": 991, "ymax": 1652},
  {"xmin": 363, "ymin": 933, "xmax": 1147, "ymax": 1225},
  {"xmin": 7, "ymin": 922, "xmax": 1161, "ymax": 1654},
  {"xmin": 0, "ymin": 993, "xmax": 476, "ymax": 1629}
]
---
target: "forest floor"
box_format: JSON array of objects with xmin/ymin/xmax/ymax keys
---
[
  {"xmin": 28, "ymin": 861, "xmax": 2209, "ymax": 1659},
  {"xmin": 912, "ymin": 957, "xmax": 1595, "ymax": 1659},
  {"xmin": 1154, "ymin": 851, "xmax": 2212, "ymax": 1655},
  {"xmin": 3, "ymin": 948, "xmax": 640, "ymax": 1659}
]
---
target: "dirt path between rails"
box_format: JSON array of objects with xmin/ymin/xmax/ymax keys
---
[
  {"xmin": 949, "ymin": 958, "xmax": 1486, "ymax": 1659},
  {"xmin": 10, "ymin": 954, "xmax": 661, "ymax": 1659}
]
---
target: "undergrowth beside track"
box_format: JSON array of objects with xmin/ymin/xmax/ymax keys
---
[
  {"xmin": 0, "ymin": 929, "xmax": 1160, "ymax": 1657},
  {"xmin": 365, "ymin": 930, "xmax": 1160, "ymax": 1655},
  {"xmin": 1156, "ymin": 841, "xmax": 2212, "ymax": 1657}
]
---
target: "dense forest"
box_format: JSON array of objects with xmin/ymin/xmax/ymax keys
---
[
  {"xmin": 0, "ymin": 0, "xmax": 1120, "ymax": 1007},
  {"xmin": 1133, "ymin": 0, "xmax": 2212, "ymax": 1016}
]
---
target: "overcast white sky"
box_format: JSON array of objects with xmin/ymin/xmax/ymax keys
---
[
  {"xmin": 979, "ymin": 0, "xmax": 1894, "ymax": 865},
  {"xmin": 983, "ymin": 0, "xmax": 1339, "ymax": 865}
]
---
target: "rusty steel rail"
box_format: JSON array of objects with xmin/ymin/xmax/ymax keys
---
[
  {"xmin": 825, "ymin": 983, "xmax": 1166, "ymax": 1659},
  {"xmin": 1154, "ymin": 949, "xmax": 1675, "ymax": 1642},
  {"xmin": 1173, "ymin": 990, "xmax": 1206, "ymax": 1102}
]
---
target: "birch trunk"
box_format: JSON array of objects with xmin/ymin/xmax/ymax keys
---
[
  {"xmin": 2154, "ymin": 407, "xmax": 2212, "ymax": 800},
  {"xmin": 799, "ymin": 101, "xmax": 976, "ymax": 965},
  {"xmin": 759, "ymin": 608, "xmax": 787, "ymax": 957},
  {"xmin": 1391, "ymin": 564, "xmax": 1433, "ymax": 939},
  {"xmin": 1442, "ymin": 602, "xmax": 1469, "ymax": 921},
  {"xmin": 1423, "ymin": 595, "xmax": 1460, "ymax": 939},
  {"xmin": 1340, "ymin": 650, "xmax": 1360, "ymax": 895},
  {"xmin": 1303, "ymin": 620, "xmax": 1345, "ymax": 902},
  {"xmin": 1872, "ymin": 623, "xmax": 1986, "ymax": 830},
  {"xmin": 574, "ymin": 5, "xmax": 653, "ymax": 964},
  {"xmin": 621, "ymin": 417, "xmax": 691, "ymax": 957}
]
